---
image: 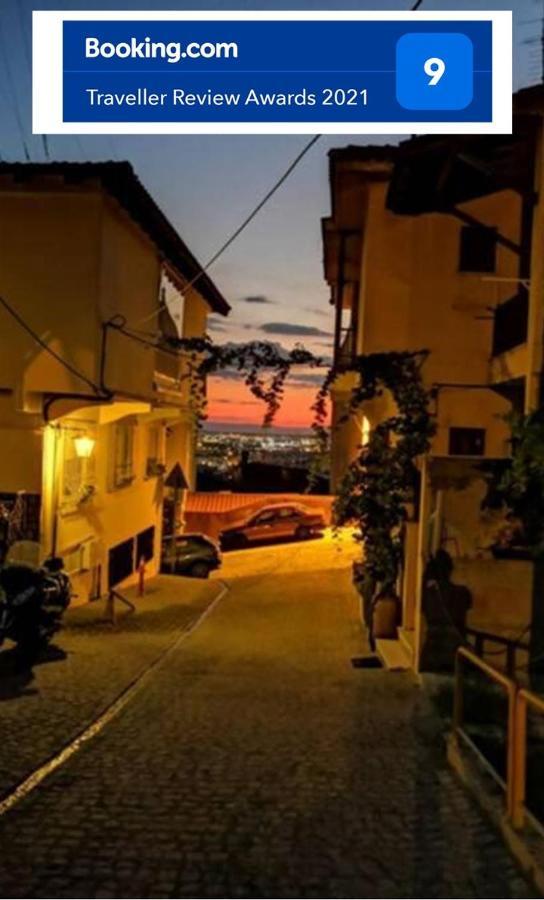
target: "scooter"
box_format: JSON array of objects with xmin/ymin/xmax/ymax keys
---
[{"xmin": 0, "ymin": 557, "xmax": 72, "ymax": 668}]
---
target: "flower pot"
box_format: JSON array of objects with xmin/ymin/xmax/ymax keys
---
[{"xmin": 372, "ymin": 593, "xmax": 400, "ymax": 639}]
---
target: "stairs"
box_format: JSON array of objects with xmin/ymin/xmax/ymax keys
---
[{"xmin": 375, "ymin": 628, "xmax": 415, "ymax": 671}]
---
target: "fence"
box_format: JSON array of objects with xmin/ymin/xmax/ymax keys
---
[{"xmin": 453, "ymin": 646, "xmax": 544, "ymax": 832}]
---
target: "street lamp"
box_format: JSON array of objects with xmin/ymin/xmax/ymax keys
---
[{"xmin": 74, "ymin": 435, "xmax": 95, "ymax": 459}]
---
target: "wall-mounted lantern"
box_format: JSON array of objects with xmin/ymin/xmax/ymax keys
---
[{"xmin": 74, "ymin": 435, "xmax": 96, "ymax": 459}]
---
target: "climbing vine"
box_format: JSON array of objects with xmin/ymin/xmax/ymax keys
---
[
  {"xmin": 317, "ymin": 351, "xmax": 436, "ymax": 600},
  {"xmin": 484, "ymin": 410, "xmax": 544, "ymax": 557},
  {"xmin": 162, "ymin": 334, "xmax": 323, "ymax": 427}
]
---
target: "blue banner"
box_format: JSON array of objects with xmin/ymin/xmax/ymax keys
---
[{"xmin": 62, "ymin": 19, "xmax": 493, "ymax": 125}]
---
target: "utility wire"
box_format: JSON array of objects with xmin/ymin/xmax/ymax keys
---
[
  {"xmin": 132, "ymin": 0, "xmax": 421, "ymax": 330},
  {"xmin": 132, "ymin": 133, "xmax": 322, "ymax": 328},
  {"xmin": 0, "ymin": 295, "xmax": 101, "ymax": 394},
  {"xmin": 15, "ymin": 0, "xmax": 49, "ymax": 161},
  {"xmin": 0, "ymin": 21, "xmax": 30, "ymax": 161}
]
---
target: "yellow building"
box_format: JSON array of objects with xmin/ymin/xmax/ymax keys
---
[
  {"xmin": 0, "ymin": 162, "xmax": 229, "ymax": 602},
  {"xmin": 323, "ymin": 87, "xmax": 544, "ymax": 670}
]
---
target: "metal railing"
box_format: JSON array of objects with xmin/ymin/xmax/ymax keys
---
[
  {"xmin": 465, "ymin": 626, "xmax": 530, "ymax": 678},
  {"xmin": 453, "ymin": 646, "xmax": 544, "ymax": 830},
  {"xmin": 512, "ymin": 688, "xmax": 544, "ymax": 830},
  {"xmin": 454, "ymin": 646, "xmax": 517, "ymax": 814}
]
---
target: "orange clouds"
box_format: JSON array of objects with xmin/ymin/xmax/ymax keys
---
[{"xmin": 206, "ymin": 374, "xmax": 329, "ymax": 429}]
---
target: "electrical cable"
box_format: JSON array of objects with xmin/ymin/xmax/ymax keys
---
[
  {"xmin": 0, "ymin": 20, "xmax": 30, "ymax": 161},
  {"xmin": 0, "ymin": 295, "xmax": 101, "ymax": 394},
  {"xmin": 15, "ymin": 0, "xmax": 49, "ymax": 161},
  {"xmin": 128, "ymin": 0, "xmax": 423, "ymax": 332},
  {"xmin": 131, "ymin": 134, "xmax": 322, "ymax": 328}
]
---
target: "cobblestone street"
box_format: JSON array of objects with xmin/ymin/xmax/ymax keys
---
[
  {"xmin": 0, "ymin": 576, "xmax": 219, "ymax": 798},
  {"xmin": 0, "ymin": 536, "xmax": 536, "ymax": 898}
]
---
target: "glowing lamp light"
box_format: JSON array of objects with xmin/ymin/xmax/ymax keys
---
[{"xmin": 74, "ymin": 435, "xmax": 95, "ymax": 459}]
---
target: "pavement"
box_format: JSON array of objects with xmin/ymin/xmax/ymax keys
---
[
  {"xmin": 0, "ymin": 574, "xmax": 220, "ymax": 800},
  {"xmin": 0, "ymin": 532, "xmax": 537, "ymax": 898}
]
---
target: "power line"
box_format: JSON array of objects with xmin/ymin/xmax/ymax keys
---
[
  {"xmin": 131, "ymin": 0, "xmax": 421, "ymax": 330},
  {"xmin": 0, "ymin": 294, "xmax": 101, "ymax": 394},
  {"xmin": 0, "ymin": 21, "xmax": 30, "ymax": 161},
  {"xmin": 15, "ymin": 0, "xmax": 49, "ymax": 160},
  {"xmin": 133, "ymin": 133, "xmax": 321, "ymax": 327}
]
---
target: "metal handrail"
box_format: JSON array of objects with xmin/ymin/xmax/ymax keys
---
[
  {"xmin": 465, "ymin": 627, "xmax": 530, "ymax": 678},
  {"xmin": 454, "ymin": 646, "xmax": 518, "ymax": 817},
  {"xmin": 512, "ymin": 688, "xmax": 544, "ymax": 829}
]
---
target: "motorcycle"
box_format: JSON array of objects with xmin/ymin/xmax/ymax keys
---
[{"xmin": 0, "ymin": 556, "xmax": 72, "ymax": 668}]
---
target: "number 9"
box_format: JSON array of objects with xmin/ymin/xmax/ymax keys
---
[{"xmin": 424, "ymin": 57, "xmax": 446, "ymax": 86}]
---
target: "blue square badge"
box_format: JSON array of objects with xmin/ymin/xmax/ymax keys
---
[{"xmin": 396, "ymin": 32, "xmax": 473, "ymax": 111}]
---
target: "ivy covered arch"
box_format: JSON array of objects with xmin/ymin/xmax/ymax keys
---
[{"xmin": 315, "ymin": 350, "xmax": 436, "ymax": 599}]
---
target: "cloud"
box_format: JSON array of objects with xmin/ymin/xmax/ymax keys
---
[
  {"xmin": 241, "ymin": 295, "xmax": 275, "ymax": 304},
  {"xmin": 304, "ymin": 307, "xmax": 331, "ymax": 318},
  {"xmin": 288, "ymin": 372, "xmax": 328, "ymax": 386},
  {"xmin": 207, "ymin": 316, "xmax": 228, "ymax": 333},
  {"xmin": 215, "ymin": 397, "xmax": 259, "ymax": 406},
  {"xmin": 258, "ymin": 322, "xmax": 333, "ymax": 337}
]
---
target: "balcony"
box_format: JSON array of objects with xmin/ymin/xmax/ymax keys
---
[{"xmin": 492, "ymin": 291, "xmax": 528, "ymax": 357}]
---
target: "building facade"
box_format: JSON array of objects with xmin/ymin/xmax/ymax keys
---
[
  {"xmin": 323, "ymin": 88, "xmax": 544, "ymax": 670},
  {"xmin": 0, "ymin": 162, "xmax": 229, "ymax": 602}
]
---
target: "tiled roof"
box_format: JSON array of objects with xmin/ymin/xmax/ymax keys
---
[{"xmin": 185, "ymin": 492, "xmax": 331, "ymax": 514}]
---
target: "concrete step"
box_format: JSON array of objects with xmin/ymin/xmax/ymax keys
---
[
  {"xmin": 398, "ymin": 627, "xmax": 415, "ymax": 664},
  {"xmin": 375, "ymin": 637, "xmax": 412, "ymax": 672}
]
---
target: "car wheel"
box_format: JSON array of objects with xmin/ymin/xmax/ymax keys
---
[
  {"xmin": 189, "ymin": 561, "xmax": 211, "ymax": 579},
  {"xmin": 296, "ymin": 525, "xmax": 311, "ymax": 541}
]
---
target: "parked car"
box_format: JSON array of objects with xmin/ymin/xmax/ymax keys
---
[
  {"xmin": 161, "ymin": 533, "xmax": 222, "ymax": 578},
  {"xmin": 220, "ymin": 503, "xmax": 326, "ymax": 550}
]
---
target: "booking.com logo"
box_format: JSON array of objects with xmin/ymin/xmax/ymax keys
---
[{"xmin": 84, "ymin": 36, "xmax": 239, "ymax": 63}]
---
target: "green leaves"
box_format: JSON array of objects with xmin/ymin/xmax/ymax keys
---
[
  {"xmin": 333, "ymin": 350, "xmax": 435, "ymax": 595},
  {"xmin": 495, "ymin": 411, "xmax": 544, "ymax": 556}
]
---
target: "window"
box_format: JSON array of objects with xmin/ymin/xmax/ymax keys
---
[
  {"xmin": 492, "ymin": 292, "xmax": 529, "ymax": 356},
  {"xmin": 145, "ymin": 425, "xmax": 165, "ymax": 478},
  {"xmin": 448, "ymin": 427, "xmax": 486, "ymax": 457},
  {"xmin": 278, "ymin": 507, "xmax": 297, "ymax": 519},
  {"xmin": 458, "ymin": 225, "xmax": 497, "ymax": 273},
  {"xmin": 252, "ymin": 509, "xmax": 276, "ymax": 525},
  {"xmin": 112, "ymin": 421, "xmax": 135, "ymax": 488}
]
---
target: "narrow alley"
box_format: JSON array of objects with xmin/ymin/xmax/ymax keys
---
[{"xmin": 0, "ymin": 537, "xmax": 533, "ymax": 898}]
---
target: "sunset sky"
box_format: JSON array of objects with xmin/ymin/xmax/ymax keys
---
[{"xmin": 1, "ymin": 0, "xmax": 540, "ymax": 429}]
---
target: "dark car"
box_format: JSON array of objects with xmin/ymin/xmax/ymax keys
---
[
  {"xmin": 220, "ymin": 503, "xmax": 326, "ymax": 550},
  {"xmin": 161, "ymin": 533, "xmax": 222, "ymax": 578}
]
